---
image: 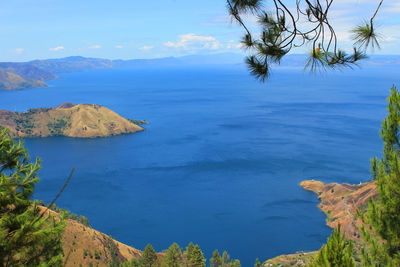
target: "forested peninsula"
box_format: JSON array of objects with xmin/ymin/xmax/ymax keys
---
[{"xmin": 0, "ymin": 103, "xmax": 145, "ymax": 138}]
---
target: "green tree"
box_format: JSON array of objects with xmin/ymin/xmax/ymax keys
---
[
  {"xmin": 184, "ymin": 243, "xmax": 205, "ymax": 267},
  {"xmin": 229, "ymin": 260, "xmax": 241, "ymax": 267},
  {"xmin": 142, "ymin": 244, "xmax": 157, "ymax": 267},
  {"xmin": 308, "ymin": 225, "xmax": 355, "ymax": 267},
  {"xmin": 221, "ymin": 251, "xmax": 230, "ymax": 267},
  {"xmin": 0, "ymin": 128, "xmax": 65, "ymax": 266},
  {"xmin": 361, "ymin": 86, "xmax": 400, "ymax": 266},
  {"xmin": 120, "ymin": 258, "xmax": 142, "ymax": 267},
  {"xmin": 162, "ymin": 243, "xmax": 181, "ymax": 267},
  {"xmin": 79, "ymin": 215, "xmax": 90, "ymax": 227},
  {"xmin": 191, "ymin": 245, "xmax": 205, "ymax": 267},
  {"xmin": 210, "ymin": 250, "xmax": 222, "ymax": 267},
  {"xmin": 254, "ymin": 258, "xmax": 261, "ymax": 267},
  {"xmin": 184, "ymin": 242, "xmax": 195, "ymax": 266}
]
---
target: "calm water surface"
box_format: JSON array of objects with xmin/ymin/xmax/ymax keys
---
[{"xmin": 1, "ymin": 65, "xmax": 399, "ymax": 266}]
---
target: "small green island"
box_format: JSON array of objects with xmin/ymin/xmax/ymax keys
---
[{"xmin": 0, "ymin": 103, "xmax": 146, "ymax": 138}]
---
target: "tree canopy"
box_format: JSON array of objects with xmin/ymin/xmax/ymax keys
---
[
  {"xmin": 309, "ymin": 225, "xmax": 355, "ymax": 267},
  {"xmin": 361, "ymin": 87, "xmax": 400, "ymax": 266},
  {"xmin": 0, "ymin": 128, "xmax": 65, "ymax": 266},
  {"xmin": 227, "ymin": 0, "xmax": 384, "ymax": 81}
]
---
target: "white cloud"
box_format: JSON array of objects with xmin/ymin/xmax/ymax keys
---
[
  {"xmin": 383, "ymin": 2, "xmax": 400, "ymax": 14},
  {"xmin": 115, "ymin": 45, "xmax": 123, "ymax": 49},
  {"xmin": 88, "ymin": 45, "xmax": 101, "ymax": 49},
  {"xmin": 14, "ymin": 48, "xmax": 24, "ymax": 54},
  {"xmin": 164, "ymin": 33, "xmax": 221, "ymax": 51},
  {"xmin": 49, "ymin": 46, "xmax": 64, "ymax": 51},
  {"xmin": 139, "ymin": 45, "xmax": 154, "ymax": 51},
  {"xmin": 227, "ymin": 40, "xmax": 242, "ymax": 49}
]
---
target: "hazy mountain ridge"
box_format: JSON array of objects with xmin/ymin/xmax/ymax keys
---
[
  {"xmin": 30, "ymin": 56, "xmax": 115, "ymax": 73},
  {"xmin": 1, "ymin": 53, "xmax": 399, "ymax": 90},
  {"xmin": 28, "ymin": 53, "xmax": 400, "ymax": 73},
  {"xmin": 0, "ymin": 62, "xmax": 57, "ymax": 90},
  {"xmin": 28, "ymin": 53, "xmax": 246, "ymax": 73}
]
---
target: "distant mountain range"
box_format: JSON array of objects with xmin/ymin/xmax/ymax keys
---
[
  {"xmin": 0, "ymin": 53, "xmax": 245, "ymax": 90},
  {"xmin": 1, "ymin": 53, "xmax": 400, "ymax": 90},
  {"xmin": 28, "ymin": 53, "xmax": 246, "ymax": 73},
  {"xmin": 0, "ymin": 62, "xmax": 57, "ymax": 90}
]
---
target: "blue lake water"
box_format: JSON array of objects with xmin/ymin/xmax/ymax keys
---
[{"xmin": 1, "ymin": 64, "xmax": 399, "ymax": 266}]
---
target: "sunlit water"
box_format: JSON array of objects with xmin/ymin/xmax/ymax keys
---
[{"xmin": 1, "ymin": 64, "xmax": 398, "ymax": 266}]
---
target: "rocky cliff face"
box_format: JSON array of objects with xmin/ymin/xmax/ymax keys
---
[{"xmin": 300, "ymin": 180, "xmax": 377, "ymax": 242}]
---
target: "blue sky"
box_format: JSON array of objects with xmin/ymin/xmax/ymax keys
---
[{"xmin": 1, "ymin": 0, "xmax": 399, "ymax": 62}]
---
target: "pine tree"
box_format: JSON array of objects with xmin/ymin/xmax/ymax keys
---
[
  {"xmin": 162, "ymin": 243, "xmax": 181, "ymax": 267},
  {"xmin": 210, "ymin": 249, "xmax": 222, "ymax": 267},
  {"xmin": 188, "ymin": 244, "xmax": 205, "ymax": 267},
  {"xmin": 229, "ymin": 260, "xmax": 241, "ymax": 267},
  {"xmin": 254, "ymin": 258, "xmax": 261, "ymax": 267},
  {"xmin": 308, "ymin": 225, "xmax": 355, "ymax": 267},
  {"xmin": 0, "ymin": 128, "xmax": 65, "ymax": 266},
  {"xmin": 184, "ymin": 242, "xmax": 195, "ymax": 266},
  {"xmin": 221, "ymin": 251, "xmax": 230, "ymax": 267},
  {"xmin": 361, "ymin": 86, "xmax": 400, "ymax": 266},
  {"xmin": 142, "ymin": 244, "xmax": 157, "ymax": 267}
]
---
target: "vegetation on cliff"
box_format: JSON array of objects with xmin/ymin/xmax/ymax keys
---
[
  {"xmin": 268, "ymin": 87, "xmax": 400, "ymax": 266},
  {"xmin": 309, "ymin": 226, "xmax": 355, "ymax": 267},
  {"xmin": 300, "ymin": 180, "xmax": 377, "ymax": 243},
  {"xmin": 299, "ymin": 87, "xmax": 400, "ymax": 267},
  {"xmin": 0, "ymin": 103, "xmax": 145, "ymax": 138}
]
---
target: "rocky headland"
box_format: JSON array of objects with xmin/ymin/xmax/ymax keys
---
[{"xmin": 265, "ymin": 180, "xmax": 378, "ymax": 266}]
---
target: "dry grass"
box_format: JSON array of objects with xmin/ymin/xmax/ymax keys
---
[
  {"xmin": 41, "ymin": 207, "xmax": 142, "ymax": 267},
  {"xmin": 300, "ymin": 180, "xmax": 377, "ymax": 242}
]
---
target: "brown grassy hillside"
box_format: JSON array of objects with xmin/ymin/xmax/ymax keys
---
[
  {"xmin": 62, "ymin": 216, "xmax": 142, "ymax": 266},
  {"xmin": 300, "ymin": 180, "xmax": 377, "ymax": 242},
  {"xmin": 40, "ymin": 207, "xmax": 142, "ymax": 267},
  {"xmin": 0, "ymin": 103, "xmax": 145, "ymax": 138}
]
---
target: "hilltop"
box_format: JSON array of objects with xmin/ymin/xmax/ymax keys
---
[
  {"xmin": 0, "ymin": 62, "xmax": 57, "ymax": 90},
  {"xmin": 0, "ymin": 103, "xmax": 145, "ymax": 138}
]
